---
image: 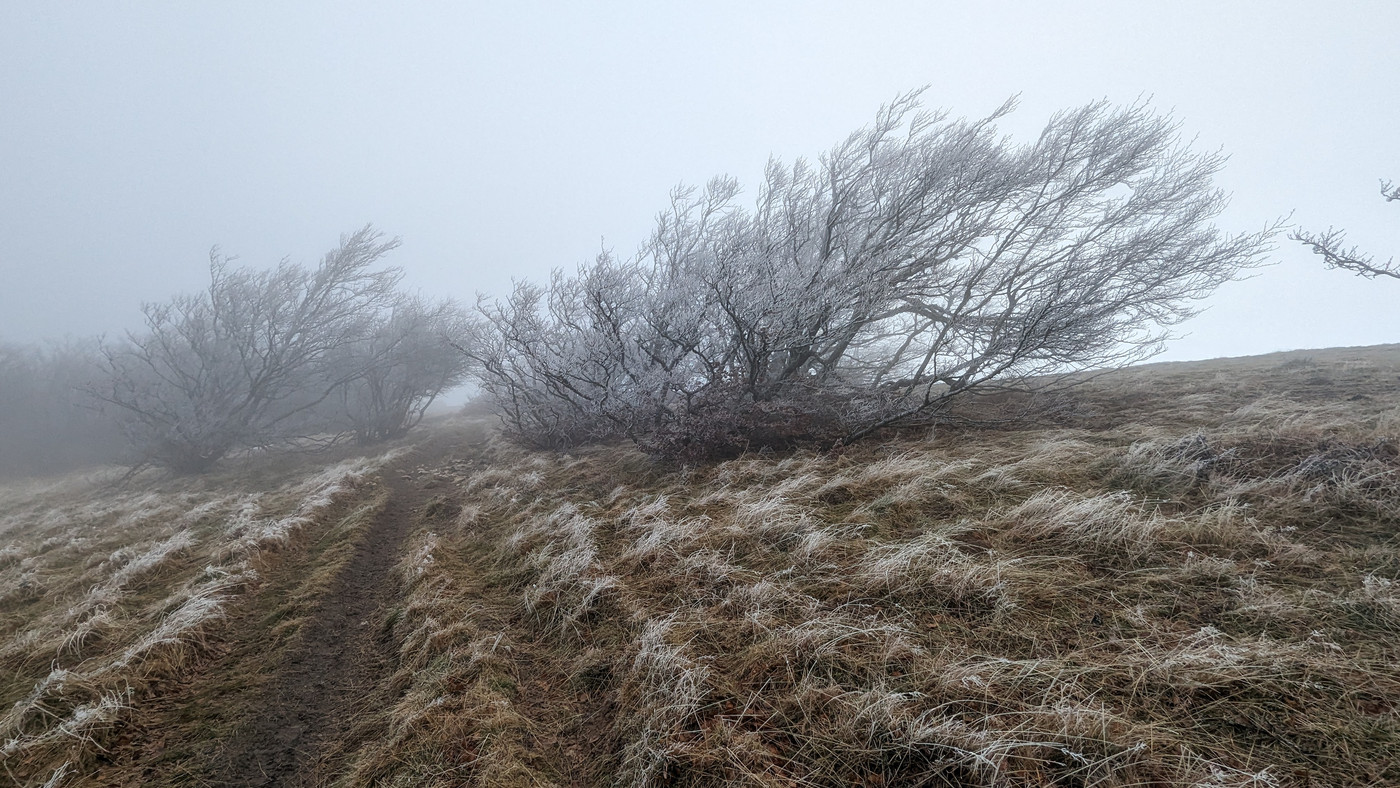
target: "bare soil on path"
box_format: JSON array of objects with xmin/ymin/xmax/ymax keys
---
[
  {"xmin": 84, "ymin": 429, "xmax": 480, "ymax": 787},
  {"xmin": 210, "ymin": 460, "xmax": 426, "ymax": 786}
]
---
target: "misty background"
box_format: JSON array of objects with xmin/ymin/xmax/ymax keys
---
[{"xmin": 1, "ymin": 1, "xmax": 1397, "ymax": 359}]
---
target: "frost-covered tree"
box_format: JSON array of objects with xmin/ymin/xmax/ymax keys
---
[
  {"xmin": 1292, "ymin": 179, "xmax": 1398, "ymax": 279},
  {"xmin": 472, "ymin": 93, "xmax": 1277, "ymax": 457},
  {"xmin": 94, "ymin": 226, "xmax": 403, "ymax": 472},
  {"xmin": 325, "ymin": 296, "xmax": 473, "ymax": 444}
]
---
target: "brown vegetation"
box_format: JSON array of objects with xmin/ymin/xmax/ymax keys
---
[
  {"xmin": 6, "ymin": 345, "xmax": 1400, "ymax": 786},
  {"xmin": 0, "ymin": 447, "xmax": 402, "ymax": 784},
  {"xmin": 339, "ymin": 344, "xmax": 1400, "ymax": 786}
]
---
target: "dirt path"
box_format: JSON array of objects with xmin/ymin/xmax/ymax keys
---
[
  {"xmin": 211, "ymin": 459, "xmax": 428, "ymax": 786},
  {"xmin": 82, "ymin": 432, "xmax": 477, "ymax": 787},
  {"xmin": 75, "ymin": 426, "xmax": 487, "ymax": 786}
]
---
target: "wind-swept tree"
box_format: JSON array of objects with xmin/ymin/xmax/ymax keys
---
[
  {"xmin": 472, "ymin": 93, "xmax": 1276, "ymax": 457},
  {"xmin": 94, "ymin": 226, "xmax": 403, "ymax": 472},
  {"xmin": 325, "ymin": 296, "xmax": 473, "ymax": 444}
]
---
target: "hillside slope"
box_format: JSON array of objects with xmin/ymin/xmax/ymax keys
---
[{"xmin": 5, "ymin": 345, "xmax": 1400, "ymax": 786}]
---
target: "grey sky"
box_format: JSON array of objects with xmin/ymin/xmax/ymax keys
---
[{"xmin": 2, "ymin": 1, "xmax": 1396, "ymax": 362}]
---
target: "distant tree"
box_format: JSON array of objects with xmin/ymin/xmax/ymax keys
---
[
  {"xmin": 94, "ymin": 226, "xmax": 403, "ymax": 473},
  {"xmin": 325, "ymin": 296, "xmax": 473, "ymax": 444},
  {"xmin": 472, "ymin": 93, "xmax": 1277, "ymax": 457},
  {"xmin": 0, "ymin": 339, "xmax": 125, "ymax": 477},
  {"xmin": 1292, "ymin": 180, "xmax": 1399, "ymax": 279}
]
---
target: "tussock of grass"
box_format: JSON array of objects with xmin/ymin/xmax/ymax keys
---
[
  {"xmin": 616, "ymin": 616, "xmax": 714, "ymax": 786},
  {"xmin": 510, "ymin": 504, "xmax": 620, "ymax": 636}
]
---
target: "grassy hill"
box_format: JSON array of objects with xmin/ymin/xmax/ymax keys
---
[{"xmin": 4, "ymin": 345, "xmax": 1400, "ymax": 786}]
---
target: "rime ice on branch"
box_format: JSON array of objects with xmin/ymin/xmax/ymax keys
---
[
  {"xmin": 1292, "ymin": 179, "xmax": 1399, "ymax": 280},
  {"xmin": 469, "ymin": 92, "xmax": 1277, "ymax": 457}
]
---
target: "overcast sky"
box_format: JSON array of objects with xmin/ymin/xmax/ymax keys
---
[{"xmin": 2, "ymin": 1, "xmax": 1396, "ymax": 362}]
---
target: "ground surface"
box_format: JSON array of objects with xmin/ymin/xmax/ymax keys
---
[
  {"xmin": 5, "ymin": 346, "xmax": 1400, "ymax": 787},
  {"xmin": 94, "ymin": 433, "xmax": 480, "ymax": 786},
  {"xmin": 211, "ymin": 449, "xmax": 430, "ymax": 785}
]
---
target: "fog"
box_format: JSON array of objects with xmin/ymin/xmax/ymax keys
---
[{"xmin": 1, "ymin": 1, "xmax": 1396, "ymax": 358}]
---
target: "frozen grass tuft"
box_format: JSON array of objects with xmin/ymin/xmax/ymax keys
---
[
  {"xmin": 1000, "ymin": 488, "xmax": 1167, "ymax": 559},
  {"xmin": 855, "ymin": 528, "xmax": 1017, "ymax": 613},
  {"xmin": 616, "ymin": 617, "xmax": 713, "ymax": 787},
  {"xmin": 514, "ymin": 505, "xmax": 620, "ymax": 634}
]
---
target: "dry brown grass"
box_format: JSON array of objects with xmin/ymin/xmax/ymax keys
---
[
  {"xmin": 10, "ymin": 346, "xmax": 1400, "ymax": 786},
  {"xmin": 349, "ymin": 345, "xmax": 1400, "ymax": 787},
  {"xmin": 0, "ymin": 448, "xmax": 402, "ymax": 784}
]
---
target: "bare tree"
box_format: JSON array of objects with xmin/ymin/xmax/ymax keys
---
[
  {"xmin": 325, "ymin": 296, "xmax": 473, "ymax": 444},
  {"xmin": 94, "ymin": 226, "xmax": 403, "ymax": 473},
  {"xmin": 473, "ymin": 93, "xmax": 1276, "ymax": 457},
  {"xmin": 1292, "ymin": 180, "xmax": 1399, "ymax": 279},
  {"xmin": 467, "ymin": 259, "xmax": 655, "ymax": 447}
]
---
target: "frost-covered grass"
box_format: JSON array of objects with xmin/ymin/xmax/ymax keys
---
[
  {"xmin": 0, "ymin": 448, "xmax": 401, "ymax": 782},
  {"xmin": 352, "ymin": 346, "xmax": 1400, "ymax": 787}
]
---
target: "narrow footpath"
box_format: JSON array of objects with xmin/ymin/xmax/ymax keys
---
[
  {"xmin": 84, "ymin": 434, "xmax": 473, "ymax": 787},
  {"xmin": 212, "ymin": 457, "xmax": 427, "ymax": 785}
]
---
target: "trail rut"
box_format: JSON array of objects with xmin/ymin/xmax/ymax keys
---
[{"xmin": 213, "ymin": 442, "xmax": 450, "ymax": 786}]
